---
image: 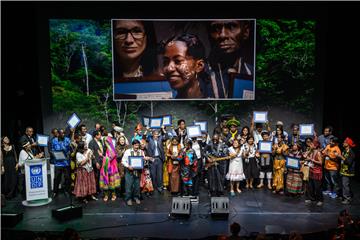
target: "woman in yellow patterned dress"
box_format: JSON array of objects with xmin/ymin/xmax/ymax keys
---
[{"xmin": 272, "ymin": 135, "xmax": 289, "ymax": 194}]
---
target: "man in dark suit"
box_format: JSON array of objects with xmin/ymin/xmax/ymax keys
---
[
  {"xmin": 146, "ymin": 128, "xmax": 167, "ymax": 193},
  {"xmin": 18, "ymin": 127, "xmax": 41, "ymax": 155},
  {"xmin": 88, "ymin": 130, "xmax": 104, "ymax": 196}
]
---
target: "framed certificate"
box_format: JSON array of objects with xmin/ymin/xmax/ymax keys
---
[
  {"xmin": 258, "ymin": 141, "xmax": 273, "ymax": 153},
  {"xmin": 36, "ymin": 134, "xmax": 49, "ymax": 147},
  {"xmin": 167, "ymin": 129, "xmax": 177, "ymax": 138},
  {"xmin": 67, "ymin": 112, "xmax": 81, "ymax": 129},
  {"xmin": 286, "ymin": 156, "xmax": 301, "ymax": 169},
  {"xmin": 142, "ymin": 116, "xmax": 150, "ymax": 127},
  {"xmin": 187, "ymin": 125, "xmax": 202, "ymax": 138},
  {"xmin": 149, "ymin": 117, "xmax": 163, "ymax": 129},
  {"xmin": 299, "ymin": 124, "xmax": 314, "ymax": 136},
  {"xmin": 194, "ymin": 121, "xmax": 208, "ymax": 132},
  {"xmin": 129, "ymin": 156, "xmax": 144, "ymax": 169},
  {"xmin": 162, "ymin": 115, "xmax": 172, "ymax": 127},
  {"xmin": 253, "ymin": 111, "xmax": 268, "ymax": 123},
  {"xmin": 53, "ymin": 151, "xmax": 66, "ymax": 161}
]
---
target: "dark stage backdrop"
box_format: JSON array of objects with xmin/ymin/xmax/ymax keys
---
[
  {"xmin": 3, "ymin": 2, "xmax": 359, "ymax": 178},
  {"xmin": 46, "ymin": 17, "xmax": 320, "ymax": 136},
  {"xmin": 4, "ymin": 2, "xmax": 341, "ymax": 143}
]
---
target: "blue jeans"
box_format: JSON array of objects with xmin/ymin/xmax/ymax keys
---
[{"xmin": 324, "ymin": 169, "xmax": 339, "ymax": 193}]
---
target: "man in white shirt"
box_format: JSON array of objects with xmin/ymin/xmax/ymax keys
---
[
  {"xmin": 122, "ymin": 139, "xmax": 150, "ymax": 206},
  {"xmin": 79, "ymin": 124, "xmax": 93, "ymax": 147}
]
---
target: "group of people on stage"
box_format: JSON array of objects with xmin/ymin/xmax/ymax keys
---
[{"xmin": 1, "ymin": 115, "xmax": 356, "ymax": 207}]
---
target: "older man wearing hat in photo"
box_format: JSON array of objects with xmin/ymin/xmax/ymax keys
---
[{"xmin": 337, "ymin": 137, "xmax": 356, "ymax": 204}]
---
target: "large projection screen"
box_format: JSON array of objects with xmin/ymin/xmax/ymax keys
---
[{"xmin": 112, "ymin": 19, "xmax": 256, "ymax": 101}]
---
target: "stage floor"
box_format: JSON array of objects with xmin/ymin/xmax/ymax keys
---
[{"xmin": 2, "ymin": 181, "xmax": 360, "ymax": 239}]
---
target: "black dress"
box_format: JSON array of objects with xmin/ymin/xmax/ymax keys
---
[{"xmin": 2, "ymin": 146, "xmax": 18, "ymax": 198}]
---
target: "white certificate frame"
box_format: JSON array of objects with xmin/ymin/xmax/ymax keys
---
[
  {"xmin": 187, "ymin": 125, "xmax": 202, "ymax": 138},
  {"xmin": 162, "ymin": 115, "xmax": 172, "ymax": 127},
  {"xmin": 67, "ymin": 112, "xmax": 81, "ymax": 129},
  {"xmin": 129, "ymin": 156, "xmax": 144, "ymax": 169},
  {"xmin": 286, "ymin": 156, "xmax": 301, "ymax": 169},
  {"xmin": 253, "ymin": 111, "xmax": 268, "ymax": 123},
  {"xmin": 149, "ymin": 117, "xmax": 163, "ymax": 129},
  {"xmin": 142, "ymin": 116, "xmax": 150, "ymax": 127},
  {"xmin": 52, "ymin": 151, "xmax": 66, "ymax": 161},
  {"xmin": 258, "ymin": 141, "xmax": 273, "ymax": 153},
  {"xmin": 299, "ymin": 124, "xmax": 314, "ymax": 136},
  {"xmin": 193, "ymin": 121, "xmax": 208, "ymax": 132},
  {"xmin": 36, "ymin": 134, "xmax": 49, "ymax": 147}
]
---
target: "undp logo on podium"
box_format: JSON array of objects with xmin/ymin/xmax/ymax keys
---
[{"xmin": 30, "ymin": 165, "xmax": 43, "ymax": 189}]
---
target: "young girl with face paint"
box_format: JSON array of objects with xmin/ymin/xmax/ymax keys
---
[{"xmin": 162, "ymin": 34, "xmax": 209, "ymax": 99}]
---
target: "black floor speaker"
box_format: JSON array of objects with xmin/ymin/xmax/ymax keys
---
[
  {"xmin": 170, "ymin": 197, "xmax": 191, "ymax": 218},
  {"xmin": 210, "ymin": 197, "xmax": 229, "ymax": 219},
  {"xmin": 1, "ymin": 212, "xmax": 23, "ymax": 227},
  {"xmin": 52, "ymin": 205, "xmax": 82, "ymax": 221}
]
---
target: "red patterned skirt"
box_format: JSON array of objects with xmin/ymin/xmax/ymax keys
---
[
  {"xmin": 286, "ymin": 170, "xmax": 303, "ymax": 194},
  {"xmin": 73, "ymin": 168, "xmax": 96, "ymax": 198}
]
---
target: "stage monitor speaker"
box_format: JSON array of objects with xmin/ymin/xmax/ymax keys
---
[
  {"xmin": 210, "ymin": 197, "xmax": 229, "ymax": 219},
  {"xmin": 1, "ymin": 212, "xmax": 23, "ymax": 227},
  {"xmin": 52, "ymin": 205, "xmax": 82, "ymax": 221},
  {"xmin": 170, "ymin": 197, "xmax": 191, "ymax": 218}
]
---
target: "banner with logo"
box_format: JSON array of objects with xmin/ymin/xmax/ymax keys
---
[{"xmin": 25, "ymin": 158, "xmax": 49, "ymax": 201}]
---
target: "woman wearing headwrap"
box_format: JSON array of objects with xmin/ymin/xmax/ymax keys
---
[
  {"xmin": 99, "ymin": 136, "xmax": 121, "ymax": 202},
  {"xmin": 338, "ymin": 137, "xmax": 356, "ymax": 204}
]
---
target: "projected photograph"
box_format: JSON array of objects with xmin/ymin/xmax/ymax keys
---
[
  {"xmin": 112, "ymin": 19, "xmax": 256, "ymax": 100},
  {"xmin": 49, "ymin": 19, "xmax": 316, "ymax": 128}
]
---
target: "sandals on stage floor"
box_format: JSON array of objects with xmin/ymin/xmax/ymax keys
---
[
  {"xmin": 236, "ymin": 189, "xmax": 242, "ymax": 194},
  {"xmin": 103, "ymin": 195, "xmax": 109, "ymax": 202},
  {"xmin": 111, "ymin": 194, "xmax": 117, "ymax": 201}
]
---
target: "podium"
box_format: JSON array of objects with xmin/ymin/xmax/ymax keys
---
[{"xmin": 22, "ymin": 158, "xmax": 52, "ymax": 207}]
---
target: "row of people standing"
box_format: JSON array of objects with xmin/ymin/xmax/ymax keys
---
[{"xmin": 1, "ymin": 119, "xmax": 356, "ymax": 208}]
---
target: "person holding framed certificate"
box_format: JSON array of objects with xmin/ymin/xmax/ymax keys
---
[
  {"xmin": 50, "ymin": 129, "xmax": 71, "ymax": 199},
  {"xmin": 285, "ymin": 143, "xmax": 304, "ymax": 196},
  {"xmin": 145, "ymin": 129, "xmax": 167, "ymax": 194},
  {"xmin": 122, "ymin": 139, "xmax": 151, "ymax": 206},
  {"xmin": 175, "ymin": 119, "xmax": 187, "ymax": 148},
  {"xmin": 255, "ymin": 131, "xmax": 273, "ymax": 190},
  {"xmin": 272, "ymin": 135, "xmax": 289, "ymax": 194}
]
